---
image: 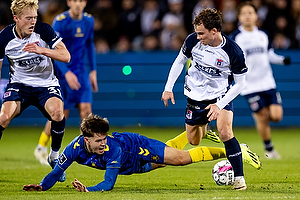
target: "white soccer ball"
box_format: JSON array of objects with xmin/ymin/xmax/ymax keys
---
[{"xmin": 212, "ymin": 160, "xmax": 234, "ymax": 186}]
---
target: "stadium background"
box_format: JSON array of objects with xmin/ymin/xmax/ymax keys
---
[
  {"xmin": 1, "ymin": 49, "xmax": 299, "ymax": 127},
  {"xmin": 0, "ymin": 0, "xmax": 299, "ymax": 127}
]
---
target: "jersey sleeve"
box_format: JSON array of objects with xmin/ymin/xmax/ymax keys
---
[
  {"xmin": 39, "ymin": 137, "xmax": 80, "ymax": 191},
  {"xmin": 86, "ymin": 168, "xmax": 119, "ymax": 191},
  {"xmin": 86, "ymin": 139, "xmax": 122, "ymax": 191},
  {"xmin": 36, "ymin": 21, "xmax": 62, "ymax": 49},
  {"xmin": 182, "ymin": 32, "xmax": 198, "ymax": 58}
]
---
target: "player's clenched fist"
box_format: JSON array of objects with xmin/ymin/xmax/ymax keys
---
[{"xmin": 23, "ymin": 184, "xmax": 43, "ymax": 191}]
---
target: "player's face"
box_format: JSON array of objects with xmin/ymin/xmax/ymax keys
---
[
  {"xmin": 14, "ymin": 7, "xmax": 38, "ymax": 38},
  {"xmin": 84, "ymin": 134, "xmax": 107, "ymax": 155},
  {"xmin": 238, "ymin": 5, "xmax": 258, "ymax": 29},
  {"xmin": 194, "ymin": 24, "xmax": 217, "ymax": 46},
  {"xmin": 68, "ymin": 0, "xmax": 87, "ymax": 18}
]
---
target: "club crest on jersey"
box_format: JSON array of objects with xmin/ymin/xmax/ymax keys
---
[
  {"xmin": 4, "ymin": 91, "xmax": 11, "ymax": 98},
  {"xmin": 215, "ymin": 59, "xmax": 224, "ymax": 67},
  {"xmin": 186, "ymin": 110, "xmax": 192, "ymax": 119}
]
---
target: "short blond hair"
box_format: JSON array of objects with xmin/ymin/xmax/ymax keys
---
[{"xmin": 11, "ymin": 0, "xmax": 39, "ymax": 16}]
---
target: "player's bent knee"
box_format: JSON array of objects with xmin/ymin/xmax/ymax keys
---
[{"xmin": 0, "ymin": 112, "xmax": 12, "ymax": 127}]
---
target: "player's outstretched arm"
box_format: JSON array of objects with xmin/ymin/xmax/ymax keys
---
[{"xmin": 23, "ymin": 184, "xmax": 43, "ymax": 191}]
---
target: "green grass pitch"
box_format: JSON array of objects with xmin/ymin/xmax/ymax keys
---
[{"xmin": 0, "ymin": 126, "xmax": 299, "ymax": 200}]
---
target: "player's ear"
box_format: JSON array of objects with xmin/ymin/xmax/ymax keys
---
[{"xmin": 83, "ymin": 137, "xmax": 89, "ymax": 143}]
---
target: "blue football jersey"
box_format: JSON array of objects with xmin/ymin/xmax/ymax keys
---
[
  {"xmin": 52, "ymin": 11, "xmax": 96, "ymax": 78},
  {"xmin": 39, "ymin": 132, "xmax": 166, "ymax": 191}
]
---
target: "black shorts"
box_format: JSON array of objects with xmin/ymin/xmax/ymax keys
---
[
  {"xmin": 243, "ymin": 89, "xmax": 281, "ymax": 113},
  {"xmin": 185, "ymin": 97, "xmax": 233, "ymax": 126},
  {"xmin": 2, "ymin": 83, "xmax": 63, "ymax": 120}
]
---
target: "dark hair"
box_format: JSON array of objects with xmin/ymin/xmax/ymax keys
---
[
  {"xmin": 237, "ymin": 1, "xmax": 257, "ymax": 16},
  {"xmin": 193, "ymin": 8, "xmax": 222, "ymax": 32},
  {"xmin": 80, "ymin": 113, "xmax": 109, "ymax": 137}
]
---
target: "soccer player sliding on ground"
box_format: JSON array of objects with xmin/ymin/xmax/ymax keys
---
[{"xmin": 23, "ymin": 113, "xmax": 260, "ymax": 192}]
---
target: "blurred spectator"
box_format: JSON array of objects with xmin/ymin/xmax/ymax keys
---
[
  {"xmin": 220, "ymin": 0, "xmax": 239, "ymax": 35},
  {"xmin": 162, "ymin": 0, "xmax": 186, "ymax": 32},
  {"xmin": 90, "ymin": 0, "xmax": 119, "ymax": 47},
  {"xmin": 0, "ymin": 1, "xmax": 13, "ymax": 31},
  {"xmin": 262, "ymin": 0, "xmax": 296, "ymax": 48},
  {"xmin": 251, "ymin": 0, "xmax": 269, "ymax": 27},
  {"xmin": 291, "ymin": 0, "xmax": 300, "ymax": 48},
  {"xmin": 142, "ymin": 33, "xmax": 160, "ymax": 51},
  {"xmin": 140, "ymin": 0, "xmax": 163, "ymax": 36},
  {"xmin": 160, "ymin": 14, "xmax": 187, "ymax": 50},
  {"xmin": 94, "ymin": 36, "xmax": 111, "ymax": 54},
  {"xmin": 272, "ymin": 32, "xmax": 291, "ymax": 49},
  {"xmin": 193, "ymin": 0, "xmax": 216, "ymax": 14},
  {"xmin": 117, "ymin": 0, "xmax": 142, "ymax": 42},
  {"xmin": 114, "ymin": 35, "xmax": 132, "ymax": 53},
  {"xmin": 39, "ymin": 0, "xmax": 66, "ymax": 25}
]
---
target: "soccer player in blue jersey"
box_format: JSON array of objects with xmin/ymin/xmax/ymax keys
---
[
  {"xmin": 161, "ymin": 8, "xmax": 261, "ymax": 190},
  {"xmin": 230, "ymin": 1, "xmax": 291, "ymax": 159},
  {"xmin": 0, "ymin": 0, "xmax": 70, "ymax": 181},
  {"xmin": 23, "ymin": 113, "xmax": 259, "ymax": 192},
  {"xmin": 34, "ymin": 0, "xmax": 98, "ymax": 165}
]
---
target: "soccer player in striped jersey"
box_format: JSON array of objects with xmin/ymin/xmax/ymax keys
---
[
  {"xmin": 230, "ymin": 1, "xmax": 291, "ymax": 159},
  {"xmin": 161, "ymin": 8, "xmax": 259, "ymax": 190},
  {"xmin": 34, "ymin": 0, "xmax": 98, "ymax": 165},
  {"xmin": 23, "ymin": 113, "xmax": 259, "ymax": 192},
  {"xmin": 0, "ymin": 0, "xmax": 70, "ymax": 181}
]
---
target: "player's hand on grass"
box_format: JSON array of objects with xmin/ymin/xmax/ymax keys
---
[
  {"xmin": 23, "ymin": 184, "xmax": 42, "ymax": 191},
  {"xmin": 161, "ymin": 91, "xmax": 175, "ymax": 107},
  {"xmin": 72, "ymin": 178, "xmax": 89, "ymax": 192}
]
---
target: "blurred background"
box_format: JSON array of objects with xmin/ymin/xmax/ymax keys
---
[{"xmin": 0, "ymin": 0, "xmax": 299, "ymax": 127}]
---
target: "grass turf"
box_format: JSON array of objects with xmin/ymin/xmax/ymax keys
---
[{"xmin": 0, "ymin": 126, "xmax": 299, "ymax": 200}]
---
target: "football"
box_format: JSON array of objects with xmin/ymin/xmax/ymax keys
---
[{"xmin": 212, "ymin": 160, "xmax": 234, "ymax": 186}]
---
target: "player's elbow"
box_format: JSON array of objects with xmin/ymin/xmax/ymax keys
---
[{"xmin": 64, "ymin": 53, "xmax": 71, "ymax": 63}]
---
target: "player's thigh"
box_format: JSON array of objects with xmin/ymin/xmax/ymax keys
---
[
  {"xmin": 0, "ymin": 101, "xmax": 21, "ymax": 122},
  {"xmin": 216, "ymin": 109, "xmax": 234, "ymax": 141},
  {"xmin": 269, "ymin": 104, "xmax": 283, "ymax": 122},
  {"xmin": 78, "ymin": 103, "xmax": 92, "ymax": 120}
]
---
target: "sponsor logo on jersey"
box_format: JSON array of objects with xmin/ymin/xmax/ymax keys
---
[
  {"xmin": 58, "ymin": 153, "xmax": 67, "ymax": 165},
  {"xmin": 18, "ymin": 56, "xmax": 44, "ymax": 67},
  {"xmin": 194, "ymin": 62, "xmax": 221, "ymax": 76},
  {"xmin": 245, "ymin": 47, "xmax": 264, "ymax": 56},
  {"xmin": 184, "ymin": 85, "xmax": 191, "ymax": 92}
]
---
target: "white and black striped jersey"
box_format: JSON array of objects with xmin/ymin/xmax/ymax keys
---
[
  {"xmin": 165, "ymin": 32, "xmax": 247, "ymax": 106},
  {"xmin": 0, "ymin": 21, "xmax": 62, "ymax": 87},
  {"xmin": 230, "ymin": 26, "xmax": 285, "ymax": 95}
]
